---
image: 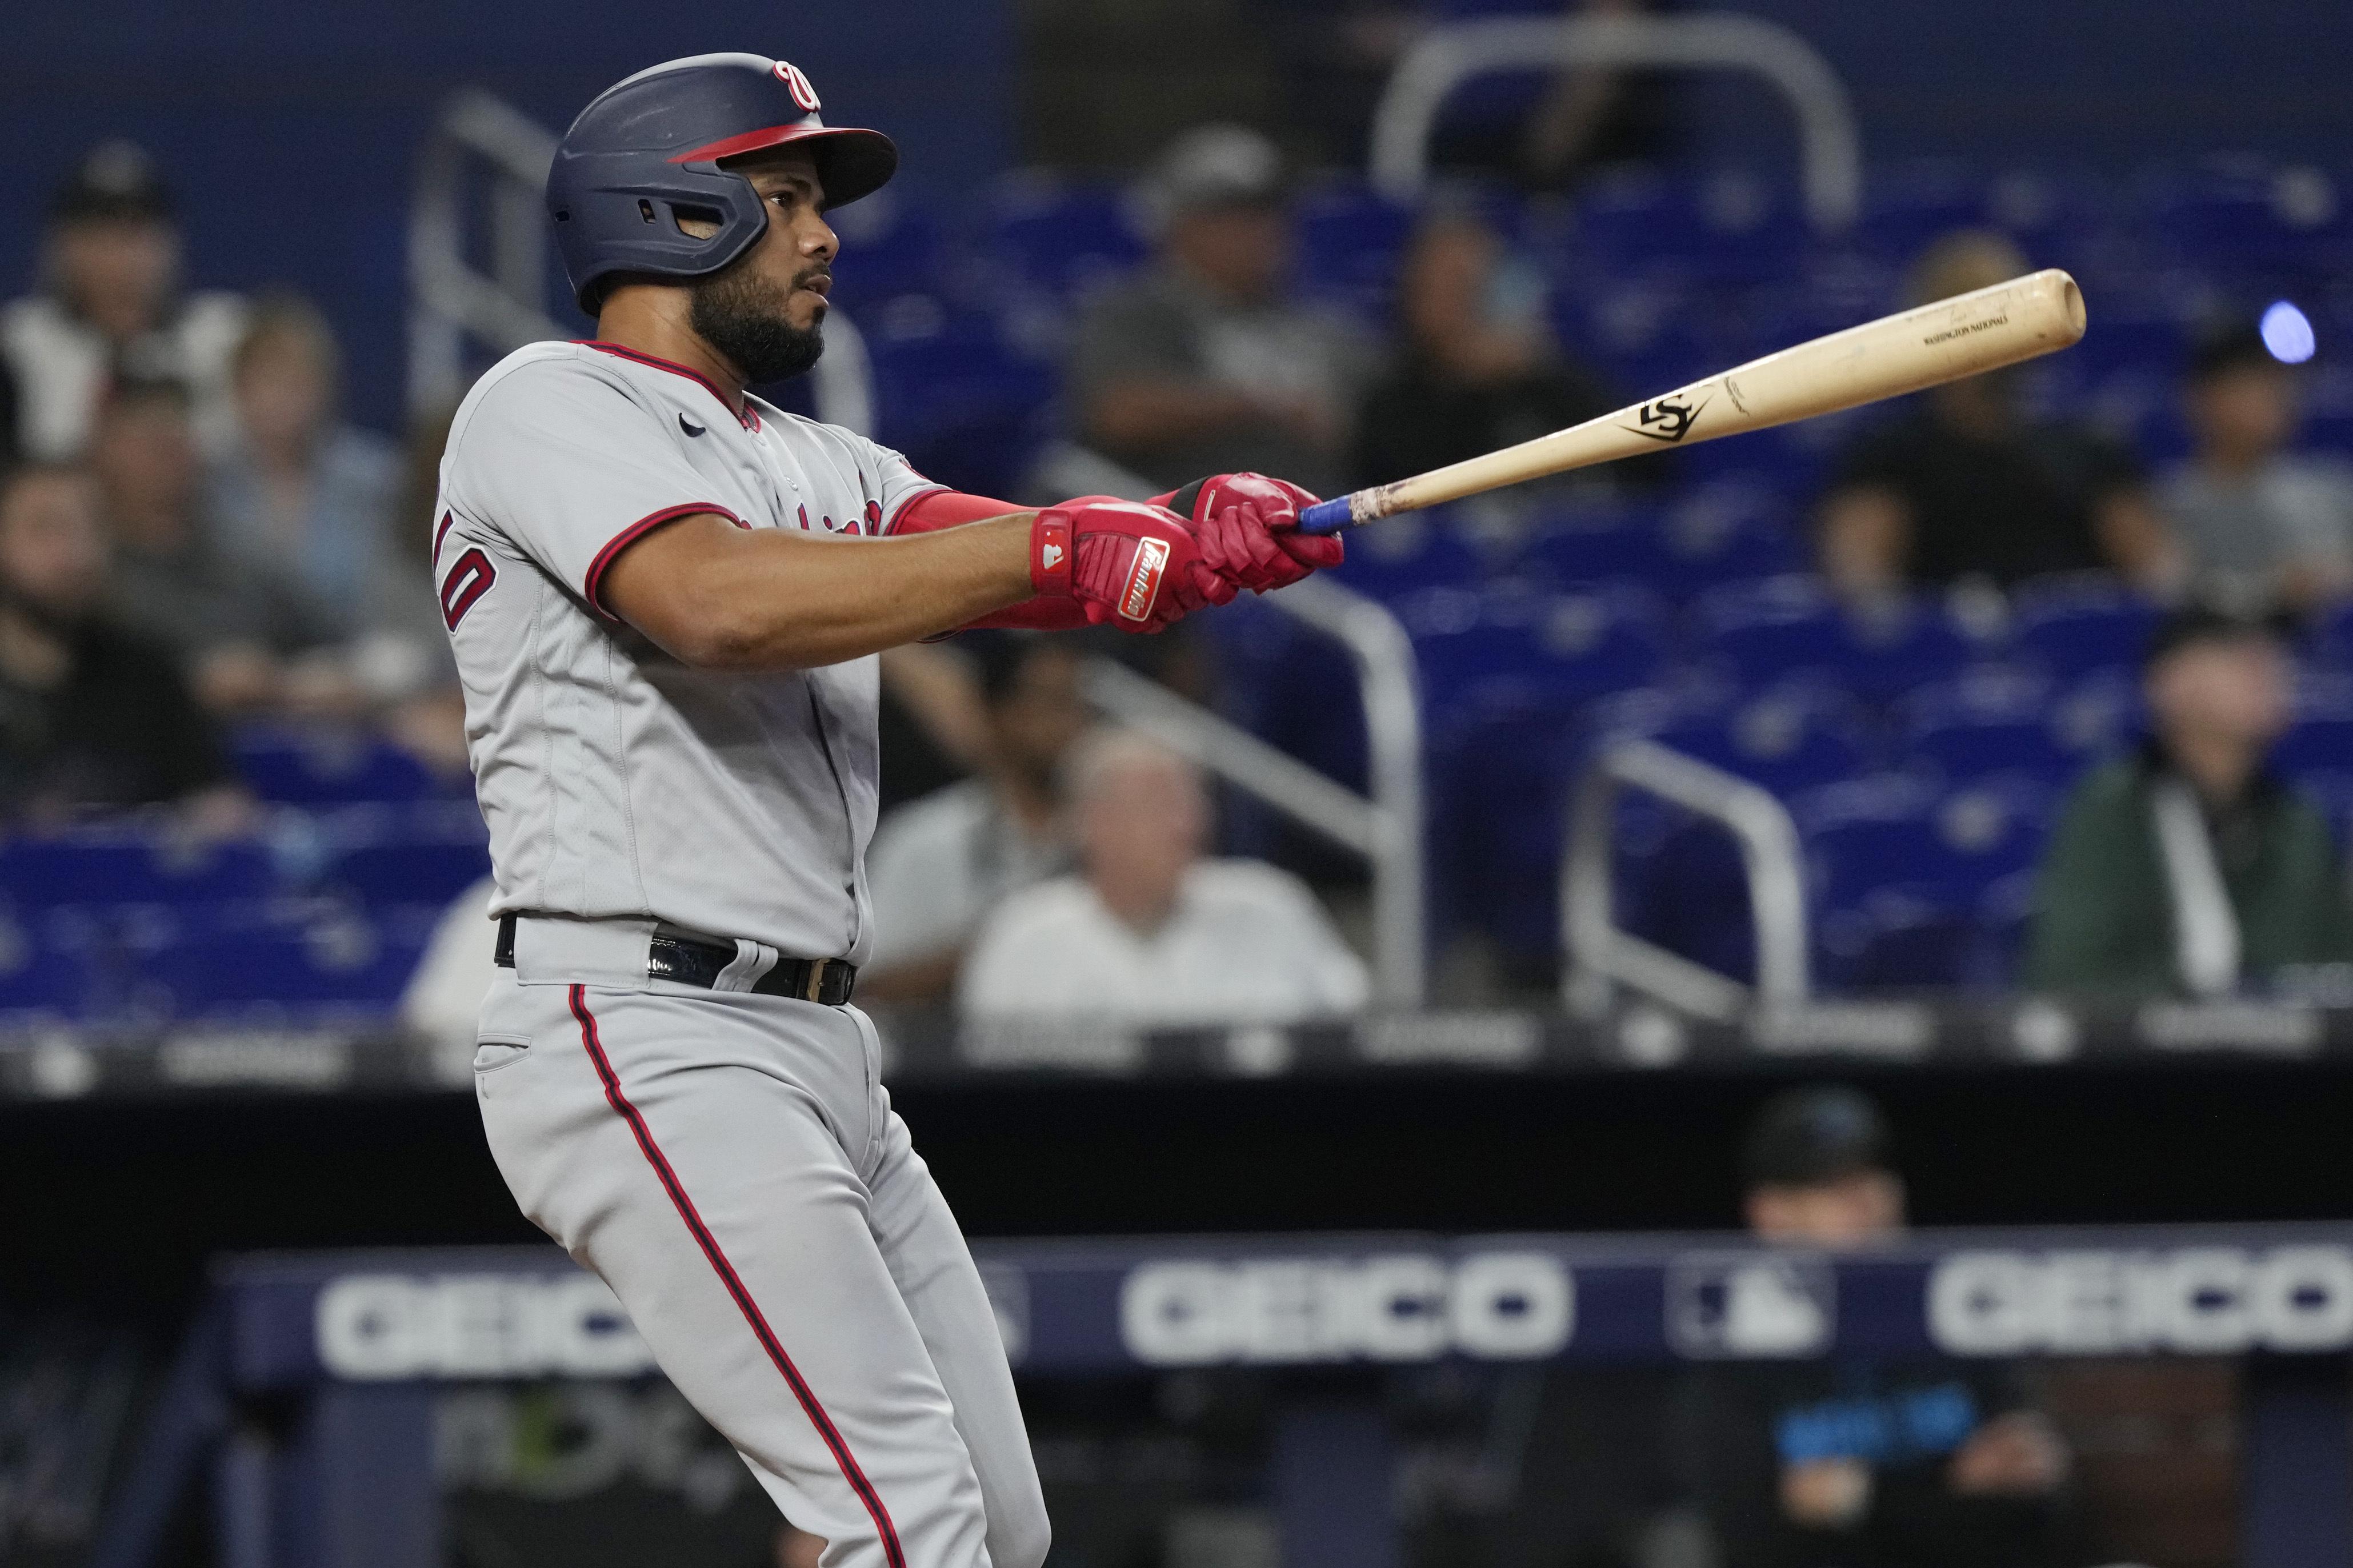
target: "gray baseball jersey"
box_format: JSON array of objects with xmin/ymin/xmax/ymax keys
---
[
  {"xmin": 443, "ymin": 339, "xmax": 1049, "ymax": 1568},
  {"xmin": 435, "ymin": 339, "xmax": 943, "ymax": 964}
]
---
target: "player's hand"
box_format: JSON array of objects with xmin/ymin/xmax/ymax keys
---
[
  {"xmin": 1155, "ymin": 474, "xmax": 1345, "ymax": 595},
  {"xmin": 1030, "ymin": 496, "xmax": 1232, "ymax": 633}
]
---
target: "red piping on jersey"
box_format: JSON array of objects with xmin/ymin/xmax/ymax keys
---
[
  {"xmin": 569, "ymin": 987, "xmax": 910, "ymax": 1568},
  {"xmin": 583, "ymin": 502, "xmax": 745, "ymax": 617},
  {"xmin": 579, "ymin": 341, "xmax": 760, "ymax": 430}
]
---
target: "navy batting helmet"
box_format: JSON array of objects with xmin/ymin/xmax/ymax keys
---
[{"xmin": 547, "ymin": 53, "xmax": 897, "ymax": 314}]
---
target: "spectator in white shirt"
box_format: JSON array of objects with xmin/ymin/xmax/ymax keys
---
[
  {"xmin": 1, "ymin": 142, "xmax": 246, "ymax": 462},
  {"xmin": 959, "ymin": 731, "xmax": 1370, "ymax": 1034},
  {"xmin": 864, "ymin": 634, "xmax": 1088, "ymax": 1002}
]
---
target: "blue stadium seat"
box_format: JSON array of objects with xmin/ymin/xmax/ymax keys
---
[
  {"xmin": 1800, "ymin": 772, "xmax": 2052, "ymax": 918},
  {"xmin": 127, "ymin": 901, "xmax": 436, "ymax": 1022},
  {"xmin": 1688, "ymin": 577, "xmax": 1973, "ymax": 699},
  {"xmin": 2008, "ymin": 577, "xmax": 2163, "ymax": 681},
  {"xmin": 1406, "ymin": 583, "xmax": 1670, "ymax": 717},
  {"xmin": 0, "ymin": 913, "xmax": 101, "ymax": 1020},
  {"xmin": 0, "ymin": 829, "xmax": 278, "ymax": 910},
  {"xmin": 821, "ymin": 194, "xmax": 948, "ymax": 311},
  {"xmin": 865, "ymin": 307, "xmax": 1058, "ymax": 497},
  {"xmin": 316, "ymin": 804, "xmax": 492, "ymax": 908},
  {"xmin": 231, "ymin": 725, "xmax": 443, "ymax": 805},
  {"xmin": 985, "ymin": 176, "xmax": 1146, "ymax": 303},
  {"xmin": 1643, "ymin": 679, "xmax": 1870, "ymax": 798},
  {"xmin": 1324, "ymin": 511, "xmax": 1490, "ymax": 600},
  {"xmin": 1900, "ymin": 665, "xmax": 2092, "ymax": 786},
  {"xmin": 1294, "ymin": 183, "xmax": 1418, "ymax": 325},
  {"xmin": 2273, "ymin": 691, "xmax": 2353, "ymax": 778}
]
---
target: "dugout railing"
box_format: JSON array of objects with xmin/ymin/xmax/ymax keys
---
[{"xmin": 1366, "ymin": 10, "xmax": 1864, "ymax": 231}]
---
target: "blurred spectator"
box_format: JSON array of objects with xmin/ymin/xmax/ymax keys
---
[
  {"xmin": 209, "ymin": 295, "xmax": 438, "ymax": 663},
  {"xmin": 2027, "ymin": 605, "xmax": 2353, "ymax": 997},
  {"xmin": 2158, "ymin": 318, "xmax": 2353, "ymax": 614},
  {"xmin": 1068, "ymin": 125, "xmax": 1374, "ymax": 496},
  {"xmin": 0, "ymin": 462, "xmax": 242, "ymax": 824},
  {"xmin": 864, "ymin": 635, "xmax": 1089, "ymax": 1003},
  {"xmin": 1663, "ymin": 1087, "xmax": 2073, "ymax": 1568},
  {"xmin": 1, "ymin": 142, "xmax": 246, "ymax": 462},
  {"xmin": 1817, "ymin": 232, "xmax": 2171, "ymax": 600},
  {"xmin": 1520, "ymin": 0, "xmax": 1687, "ymax": 188},
  {"xmin": 91, "ymin": 376, "xmax": 343, "ymax": 714},
  {"xmin": 959, "ymin": 731, "xmax": 1368, "ymax": 1024},
  {"xmin": 1351, "ymin": 207, "xmax": 1656, "ymax": 498}
]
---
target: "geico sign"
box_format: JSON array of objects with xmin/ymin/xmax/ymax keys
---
[
  {"xmin": 1930, "ymin": 1246, "xmax": 2353, "ymax": 1356},
  {"xmin": 1120, "ymin": 1253, "xmax": 1572, "ymax": 1366},
  {"xmin": 316, "ymin": 1273, "xmax": 657, "ymax": 1380}
]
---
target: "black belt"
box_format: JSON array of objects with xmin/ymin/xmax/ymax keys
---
[{"xmin": 495, "ymin": 914, "xmax": 857, "ymax": 1006}]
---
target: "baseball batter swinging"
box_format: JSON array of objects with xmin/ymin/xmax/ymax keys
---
[{"xmin": 439, "ymin": 53, "xmax": 1342, "ymax": 1568}]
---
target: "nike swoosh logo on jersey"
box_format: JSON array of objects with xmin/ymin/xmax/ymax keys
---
[{"xmin": 679, "ymin": 412, "xmax": 706, "ymax": 436}]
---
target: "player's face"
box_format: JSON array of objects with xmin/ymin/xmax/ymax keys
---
[
  {"xmin": 732, "ymin": 151, "xmax": 837, "ymax": 332},
  {"xmin": 686, "ymin": 151, "xmax": 837, "ymax": 384}
]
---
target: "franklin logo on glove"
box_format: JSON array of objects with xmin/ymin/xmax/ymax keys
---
[{"xmin": 1121, "ymin": 537, "xmax": 1170, "ymax": 621}]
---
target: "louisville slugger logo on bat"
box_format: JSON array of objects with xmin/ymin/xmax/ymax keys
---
[{"xmin": 1625, "ymin": 391, "xmax": 1712, "ymax": 444}]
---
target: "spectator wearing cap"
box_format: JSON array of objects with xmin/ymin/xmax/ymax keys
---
[
  {"xmin": 1, "ymin": 141, "xmax": 247, "ymax": 462},
  {"xmin": 92, "ymin": 377, "xmax": 344, "ymax": 714},
  {"xmin": 2157, "ymin": 319, "xmax": 2353, "ymax": 615},
  {"xmin": 1066, "ymin": 125, "xmax": 1375, "ymax": 498},
  {"xmin": 0, "ymin": 462, "xmax": 243, "ymax": 825},
  {"xmin": 2027, "ymin": 605, "xmax": 2353, "ymax": 997},
  {"xmin": 1816, "ymin": 232, "xmax": 2173, "ymax": 601},
  {"xmin": 863, "ymin": 635, "xmax": 1090, "ymax": 1004},
  {"xmin": 1653, "ymin": 1088, "xmax": 2072, "ymax": 1568},
  {"xmin": 958, "ymin": 731, "xmax": 1367, "ymax": 1034},
  {"xmin": 207, "ymin": 294, "xmax": 449, "ymax": 705}
]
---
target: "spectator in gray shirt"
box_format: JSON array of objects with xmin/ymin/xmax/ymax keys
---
[
  {"xmin": 2159, "ymin": 319, "xmax": 2353, "ymax": 614},
  {"xmin": 1067, "ymin": 125, "xmax": 1374, "ymax": 497},
  {"xmin": 91, "ymin": 376, "xmax": 343, "ymax": 714},
  {"xmin": 209, "ymin": 294, "xmax": 449, "ymax": 703}
]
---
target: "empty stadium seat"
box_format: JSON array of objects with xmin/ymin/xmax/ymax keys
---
[
  {"xmin": 316, "ymin": 804, "xmax": 492, "ymax": 908},
  {"xmin": 2008, "ymin": 576, "xmax": 2163, "ymax": 681},
  {"xmin": 1799, "ymin": 772, "xmax": 2051, "ymax": 919},
  {"xmin": 984, "ymin": 176, "xmax": 1146, "ymax": 304},
  {"xmin": 1688, "ymin": 577, "xmax": 1975, "ymax": 699},
  {"xmin": 126, "ymin": 901, "xmax": 437, "ymax": 1022},
  {"xmin": 1642, "ymin": 680, "xmax": 1871, "ymax": 797},
  {"xmin": 0, "ymin": 829, "xmax": 278, "ymax": 911},
  {"xmin": 1405, "ymin": 582, "xmax": 1671, "ymax": 717},
  {"xmin": 231, "ymin": 726, "xmax": 444, "ymax": 806}
]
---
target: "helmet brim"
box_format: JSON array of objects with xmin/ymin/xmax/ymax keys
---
[{"xmin": 667, "ymin": 124, "xmax": 898, "ymax": 210}]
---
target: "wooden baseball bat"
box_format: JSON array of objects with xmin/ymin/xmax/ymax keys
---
[{"xmin": 1295, "ymin": 268, "xmax": 2087, "ymax": 535}]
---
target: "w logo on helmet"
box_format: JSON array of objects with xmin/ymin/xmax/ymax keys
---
[{"xmin": 772, "ymin": 60, "xmax": 822, "ymax": 114}]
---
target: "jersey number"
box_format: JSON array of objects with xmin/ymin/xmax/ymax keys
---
[{"xmin": 440, "ymin": 547, "xmax": 497, "ymax": 630}]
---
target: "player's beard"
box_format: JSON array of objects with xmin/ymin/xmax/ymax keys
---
[{"xmin": 690, "ymin": 259, "xmax": 826, "ymax": 385}]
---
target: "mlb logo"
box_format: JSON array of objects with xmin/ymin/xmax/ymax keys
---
[{"xmin": 1666, "ymin": 1254, "xmax": 1835, "ymax": 1358}]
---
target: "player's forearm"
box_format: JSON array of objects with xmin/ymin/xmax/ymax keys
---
[{"xmin": 604, "ymin": 512, "xmax": 1036, "ymax": 670}]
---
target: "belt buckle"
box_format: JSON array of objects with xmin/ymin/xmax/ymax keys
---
[{"xmin": 802, "ymin": 959, "xmax": 829, "ymax": 1004}]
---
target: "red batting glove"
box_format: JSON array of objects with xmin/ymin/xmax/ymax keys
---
[
  {"xmin": 1030, "ymin": 497, "xmax": 1232, "ymax": 632},
  {"xmin": 1153, "ymin": 473, "xmax": 1346, "ymax": 595}
]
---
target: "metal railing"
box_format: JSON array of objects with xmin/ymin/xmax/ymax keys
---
[
  {"xmin": 407, "ymin": 90, "xmax": 875, "ymax": 432},
  {"xmin": 1086, "ymin": 576, "xmax": 1427, "ymax": 1006},
  {"xmin": 1561, "ymin": 739, "xmax": 1807, "ymax": 1021},
  {"xmin": 1367, "ymin": 12, "xmax": 1863, "ymax": 232}
]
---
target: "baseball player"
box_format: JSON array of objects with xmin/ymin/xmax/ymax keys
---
[{"xmin": 438, "ymin": 53, "xmax": 1342, "ymax": 1568}]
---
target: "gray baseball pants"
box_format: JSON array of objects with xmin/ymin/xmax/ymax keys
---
[{"xmin": 473, "ymin": 963, "xmax": 1049, "ymax": 1568}]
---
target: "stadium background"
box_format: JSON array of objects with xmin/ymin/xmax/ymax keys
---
[{"xmin": 5, "ymin": 1, "xmax": 2353, "ymax": 1565}]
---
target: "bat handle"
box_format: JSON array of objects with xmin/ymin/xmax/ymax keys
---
[{"xmin": 1295, "ymin": 496, "xmax": 1355, "ymax": 535}]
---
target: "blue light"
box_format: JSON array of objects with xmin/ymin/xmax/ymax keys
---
[{"xmin": 2260, "ymin": 300, "xmax": 2316, "ymax": 364}]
